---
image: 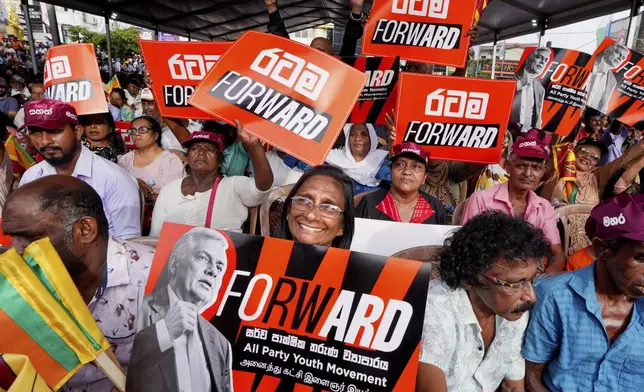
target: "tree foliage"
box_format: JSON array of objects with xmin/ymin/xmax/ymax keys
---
[{"xmin": 66, "ymin": 26, "xmax": 140, "ymax": 59}]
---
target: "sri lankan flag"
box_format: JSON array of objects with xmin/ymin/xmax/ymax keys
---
[
  {"xmin": 0, "ymin": 354, "xmax": 51, "ymax": 392},
  {"xmin": 474, "ymin": 0, "xmax": 492, "ymax": 24},
  {"xmin": 106, "ymin": 74, "xmax": 121, "ymax": 93},
  {"xmin": 0, "ymin": 239, "xmax": 111, "ymax": 390},
  {"xmin": 4, "ymin": 134, "xmax": 35, "ymax": 181}
]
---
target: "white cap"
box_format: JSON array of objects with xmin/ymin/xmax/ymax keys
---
[{"xmin": 141, "ymin": 88, "xmax": 154, "ymax": 101}]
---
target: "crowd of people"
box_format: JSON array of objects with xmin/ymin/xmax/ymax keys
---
[{"xmin": 0, "ymin": 0, "xmax": 643, "ymax": 391}]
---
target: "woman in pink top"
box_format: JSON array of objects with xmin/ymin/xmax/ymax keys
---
[{"xmin": 118, "ymin": 116, "xmax": 185, "ymax": 233}]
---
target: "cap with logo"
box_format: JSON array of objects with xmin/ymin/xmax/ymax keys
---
[
  {"xmin": 140, "ymin": 88, "xmax": 154, "ymax": 102},
  {"xmin": 511, "ymin": 128, "xmax": 552, "ymax": 160},
  {"xmin": 391, "ymin": 142, "xmax": 430, "ymax": 164},
  {"xmin": 585, "ymin": 194, "xmax": 644, "ymax": 242},
  {"xmin": 182, "ymin": 131, "xmax": 226, "ymax": 152},
  {"xmin": 23, "ymin": 99, "xmax": 78, "ymax": 130}
]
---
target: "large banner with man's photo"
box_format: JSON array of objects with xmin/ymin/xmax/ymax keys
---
[
  {"xmin": 362, "ymin": 0, "xmax": 477, "ymax": 67},
  {"xmin": 189, "ymin": 31, "xmax": 367, "ymax": 165},
  {"xmin": 139, "ymin": 40, "xmax": 233, "ymax": 120},
  {"xmin": 43, "ymin": 43, "xmax": 108, "ymax": 115},
  {"xmin": 587, "ymin": 37, "xmax": 644, "ymax": 129},
  {"xmin": 341, "ymin": 56, "xmax": 400, "ymax": 125},
  {"xmin": 126, "ymin": 223, "xmax": 430, "ymax": 392},
  {"xmin": 395, "ymin": 73, "xmax": 515, "ymax": 164},
  {"xmin": 511, "ymin": 46, "xmax": 594, "ymax": 136}
]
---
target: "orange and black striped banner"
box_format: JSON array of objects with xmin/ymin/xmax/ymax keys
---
[{"xmin": 140, "ymin": 223, "xmax": 431, "ymax": 391}]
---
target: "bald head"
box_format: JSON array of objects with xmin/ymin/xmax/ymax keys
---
[{"xmin": 310, "ymin": 37, "xmax": 333, "ymax": 55}]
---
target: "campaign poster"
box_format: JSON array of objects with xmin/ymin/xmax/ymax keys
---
[
  {"xmin": 588, "ymin": 38, "xmax": 644, "ymax": 129},
  {"xmin": 42, "ymin": 44, "xmax": 108, "ymax": 115},
  {"xmin": 395, "ymin": 73, "xmax": 515, "ymax": 164},
  {"xmin": 139, "ymin": 40, "xmax": 233, "ymax": 120},
  {"xmin": 190, "ymin": 31, "xmax": 367, "ymax": 166},
  {"xmin": 342, "ymin": 56, "xmax": 399, "ymax": 125},
  {"xmin": 362, "ymin": 0, "xmax": 477, "ymax": 67},
  {"xmin": 115, "ymin": 121, "xmax": 135, "ymax": 149},
  {"xmin": 511, "ymin": 46, "xmax": 594, "ymax": 136},
  {"xmin": 126, "ymin": 223, "xmax": 430, "ymax": 392}
]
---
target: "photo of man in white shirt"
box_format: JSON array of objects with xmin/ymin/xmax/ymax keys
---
[
  {"xmin": 511, "ymin": 47, "xmax": 551, "ymax": 132},
  {"xmin": 587, "ymin": 43, "xmax": 629, "ymax": 114}
]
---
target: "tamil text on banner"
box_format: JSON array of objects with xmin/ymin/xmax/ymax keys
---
[
  {"xmin": 342, "ymin": 56, "xmax": 399, "ymax": 125},
  {"xmin": 362, "ymin": 0, "xmax": 477, "ymax": 67},
  {"xmin": 587, "ymin": 38, "xmax": 644, "ymax": 128},
  {"xmin": 115, "ymin": 121, "xmax": 135, "ymax": 149},
  {"xmin": 139, "ymin": 40, "xmax": 233, "ymax": 120},
  {"xmin": 190, "ymin": 31, "xmax": 367, "ymax": 165},
  {"xmin": 511, "ymin": 46, "xmax": 593, "ymax": 136},
  {"xmin": 395, "ymin": 73, "xmax": 515, "ymax": 164},
  {"xmin": 126, "ymin": 223, "xmax": 430, "ymax": 392},
  {"xmin": 43, "ymin": 44, "xmax": 108, "ymax": 115}
]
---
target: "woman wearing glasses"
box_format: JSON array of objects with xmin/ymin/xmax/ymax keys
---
[
  {"xmin": 79, "ymin": 112, "xmax": 127, "ymax": 163},
  {"xmin": 150, "ymin": 120, "xmax": 273, "ymax": 236},
  {"xmin": 275, "ymin": 165, "xmax": 355, "ymax": 249}
]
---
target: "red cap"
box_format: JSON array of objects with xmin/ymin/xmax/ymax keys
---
[
  {"xmin": 511, "ymin": 129, "xmax": 551, "ymax": 160},
  {"xmin": 585, "ymin": 194, "xmax": 644, "ymax": 242},
  {"xmin": 23, "ymin": 99, "xmax": 78, "ymax": 130},
  {"xmin": 391, "ymin": 142, "xmax": 430, "ymax": 164},
  {"xmin": 182, "ymin": 131, "xmax": 226, "ymax": 152}
]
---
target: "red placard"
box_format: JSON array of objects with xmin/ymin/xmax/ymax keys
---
[
  {"xmin": 189, "ymin": 31, "xmax": 367, "ymax": 166},
  {"xmin": 363, "ymin": 0, "xmax": 476, "ymax": 67},
  {"xmin": 115, "ymin": 121, "xmax": 135, "ymax": 149},
  {"xmin": 139, "ymin": 40, "xmax": 233, "ymax": 120},
  {"xmin": 43, "ymin": 43, "xmax": 108, "ymax": 115},
  {"xmin": 395, "ymin": 73, "xmax": 516, "ymax": 163}
]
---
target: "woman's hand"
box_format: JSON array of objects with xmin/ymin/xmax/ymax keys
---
[
  {"xmin": 236, "ymin": 120, "xmax": 263, "ymax": 151},
  {"xmin": 385, "ymin": 109, "xmax": 396, "ymax": 145},
  {"xmin": 137, "ymin": 178, "xmax": 155, "ymax": 201}
]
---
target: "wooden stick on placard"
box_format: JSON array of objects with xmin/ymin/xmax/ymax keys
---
[{"xmin": 94, "ymin": 349, "xmax": 126, "ymax": 392}]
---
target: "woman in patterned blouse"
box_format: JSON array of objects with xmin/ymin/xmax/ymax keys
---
[{"xmin": 79, "ymin": 112, "xmax": 127, "ymax": 163}]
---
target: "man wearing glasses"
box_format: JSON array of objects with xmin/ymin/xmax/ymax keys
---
[
  {"xmin": 523, "ymin": 194, "xmax": 644, "ymax": 391},
  {"xmin": 416, "ymin": 211, "xmax": 551, "ymax": 392},
  {"xmin": 18, "ymin": 99, "xmax": 141, "ymax": 239}
]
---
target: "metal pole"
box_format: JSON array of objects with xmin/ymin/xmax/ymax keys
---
[
  {"xmin": 46, "ymin": 4, "xmax": 60, "ymax": 45},
  {"xmin": 626, "ymin": 0, "xmax": 641, "ymax": 47},
  {"xmin": 539, "ymin": 19, "xmax": 547, "ymax": 46},
  {"xmin": 188, "ymin": 32, "xmax": 191, "ymax": 42},
  {"xmin": 154, "ymin": 25, "xmax": 159, "ymax": 40},
  {"xmin": 491, "ymin": 34, "xmax": 498, "ymax": 80},
  {"xmin": 105, "ymin": 14, "xmax": 112, "ymax": 75},
  {"xmin": 22, "ymin": 0, "xmax": 38, "ymax": 75}
]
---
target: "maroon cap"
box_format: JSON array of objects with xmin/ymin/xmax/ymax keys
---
[
  {"xmin": 511, "ymin": 129, "xmax": 551, "ymax": 160},
  {"xmin": 391, "ymin": 142, "xmax": 430, "ymax": 164},
  {"xmin": 585, "ymin": 194, "xmax": 644, "ymax": 242},
  {"xmin": 182, "ymin": 131, "xmax": 226, "ymax": 152},
  {"xmin": 23, "ymin": 99, "xmax": 78, "ymax": 130}
]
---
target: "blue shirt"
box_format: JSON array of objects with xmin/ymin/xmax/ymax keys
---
[
  {"xmin": 599, "ymin": 127, "xmax": 628, "ymax": 166},
  {"xmin": 522, "ymin": 264, "xmax": 644, "ymax": 392}
]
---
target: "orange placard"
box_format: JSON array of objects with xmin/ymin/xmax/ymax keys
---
[
  {"xmin": 363, "ymin": 0, "xmax": 477, "ymax": 67},
  {"xmin": 139, "ymin": 40, "xmax": 233, "ymax": 119},
  {"xmin": 43, "ymin": 44, "xmax": 108, "ymax": 115},
  {"xmin": 395, "ymin": 73, "xmax": 516, "ymax": 164},
  {"xmin": 189, "ymin": 31, "xmax": 367, "ymax": 166}
]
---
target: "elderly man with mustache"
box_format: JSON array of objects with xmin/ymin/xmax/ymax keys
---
[
  {"xmin": 416, "ymin": 211, "xmax": 551, "ymax": 392},
  {"xmin": 18, "ymin": 99, "xmax": 141, "ymax": 239}
]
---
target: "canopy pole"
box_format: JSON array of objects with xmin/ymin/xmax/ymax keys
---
[
  {"xmin": 188, "ymin": 32, "xmax": 191, "ymax": 42},
  {"xmin": 154, "ymin": 25, "xmax": 159, "ymax": 40},
  {"xmin": 626, "ymin": 0, "xmax": 642, "ymax": 47},
  {"xmin": 105, "ymin": 14, "xmax": 112, "ymax": 76},
  {"xmin": 491, "ymin": 33, "xmax": 498, "ymax": 80},
  {"xmin": 22, "ymin": 0, "xmax": 38, "ymax": 75},
  {"xmin": 539, "ymin": 19, "xmax": 547, "ymax": 46},
  {"xmin": 46, "ymin": 4, "xmax": 60, "ymax": 45}
]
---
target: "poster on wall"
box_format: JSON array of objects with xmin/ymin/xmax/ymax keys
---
[{"xmin": 126, "ymin": 223, "xmax": 430, "ymax": 391}]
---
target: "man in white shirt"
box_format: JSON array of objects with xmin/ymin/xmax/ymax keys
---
[
  {"xmin": 587, "ymin": 43, "xmax": 629, "ymax": 114},
  {"xmin": 512, "ymin": 47, "xmax": 550, "ymax": 132},
  {"xmin": 417, "ymin": 211, "xmax": 551, "ymax": 391},
  {"xmin": 128, "ymin": 227, "xmax": 232, "ymax": 392},
  {"xmin": 2, "ymin": 175, "xmax": 155, "ymax": 392},
  {"xmin": 140, "ymin": 88, "xmax": 190, "ymax": 151}
]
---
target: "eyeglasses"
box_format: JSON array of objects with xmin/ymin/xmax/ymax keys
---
[
  {"xmin": 479, "ymin": 272, "xmax": 535, "ymax": 294},
  {"xmin": 290, "ymin": 196, "xmax": 343, "ymax": 219},
  {"xmin": 577, "ymin": 147, "xmax": 601, "ymax": 162},
  {"xmin": 127, "ymin": 126, "xmax": 152, "ymax": 135}
]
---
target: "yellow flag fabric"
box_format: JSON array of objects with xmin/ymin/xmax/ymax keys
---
[
  {"xmin": 107, "ymin": 75, "xmax": 121, "ymax": 93},
  {"xmin": 0, "ymin": 353, "xmax": 52, "ymax": 392}
]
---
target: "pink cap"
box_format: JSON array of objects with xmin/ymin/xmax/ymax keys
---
[
  {"xmin": 391, "ymin": 142, "xmax": 430, "ymax": 164},
  {"xmin": 586, "ymin": 194, "xmax": 644, "ymax": 242},
  {"xmin": 23, "ymin": 99, "xmax": 78, "ymax": 130},
  {"xmin": 511, "ymin": 128, "xmax": 551, "ymax": 159},
  {"xmin": 182, "ymin": 131, "xmax": 226, "ymax": 152}
]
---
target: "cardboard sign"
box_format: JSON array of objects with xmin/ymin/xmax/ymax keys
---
[
  {"xmin": 512, "ymin": 47, "xmax": 594, "ymax": 136},
  {"xmin": 139, "ymin": 40, "xmax": 233, "ymax": 120},
  {"xmin": 395, "ymin": 73, "xmax": 515, "ymax": 164},
  {"xmin": 189, "ymin": 31, "xmax": 367, "ymax": 166},
  {"xmin": 115, "ymin": 121, "xmax": 135, "ymax": 149},
  {"xmin": 127, "ymin": 223, "xmax": 429, "ymax": 391},
  {"xmin": 43, "ymin": 44, "xmax": 107, "ymax": 115},
  {"xmin": 342, "ymin": 56, "xmax": 400, "ymax": 125},
  {"xmin": 362, "ymin": 0, "xmax": 476, "ymax": 67},
  {"xmin": 588, "ymin": 38, "xmax": 644, "ymax": 129}
]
